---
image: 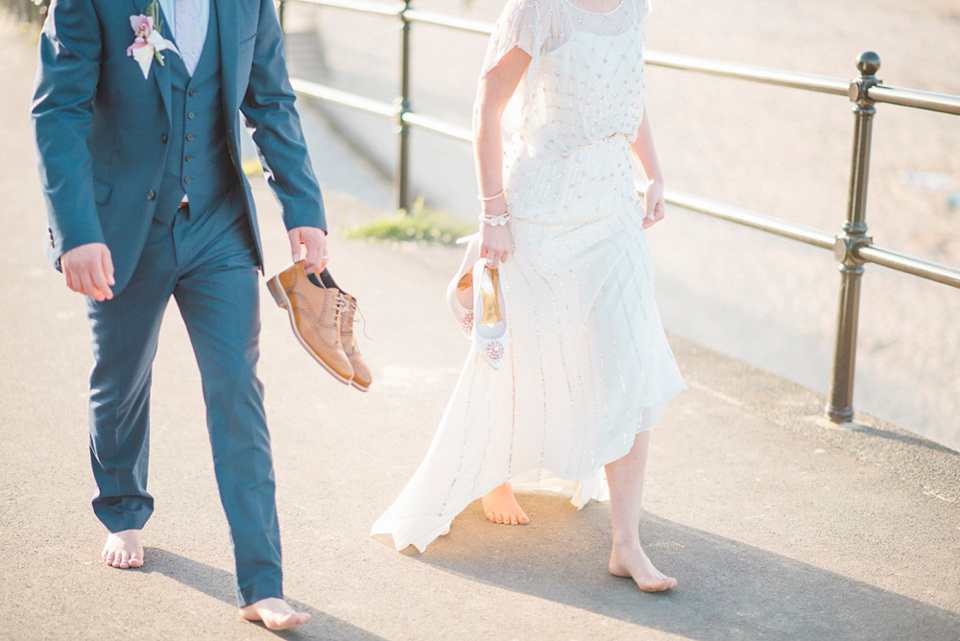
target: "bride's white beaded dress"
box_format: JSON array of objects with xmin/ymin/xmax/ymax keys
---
[{"xmin": 372, "ymin": 0, "xmax": 686, "ymax": 552}]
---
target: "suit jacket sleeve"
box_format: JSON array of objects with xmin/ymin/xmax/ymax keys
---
[
  {"xmin": 240, "ymin": 0, "xmax": 326, "ymax": 233},
  {"xmin": 32, "ymin": 0, "xmax": 106, "ymax": 262}
]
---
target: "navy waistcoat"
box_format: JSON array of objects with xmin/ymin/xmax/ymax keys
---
[{"xmin": 154, "ymin": 0, "xmax": 236, "ymax": 224}]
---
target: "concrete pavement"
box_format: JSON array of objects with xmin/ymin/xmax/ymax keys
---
[{"xmin": 1, "ymin": 15, "xmax": 958, "ymax": 641}]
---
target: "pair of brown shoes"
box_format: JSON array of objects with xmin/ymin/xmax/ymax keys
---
[{"xmin": 267, "ymin": 261, "xmax": 372, "ymax": 392}]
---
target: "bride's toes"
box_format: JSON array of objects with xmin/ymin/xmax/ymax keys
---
[
  {"xmin": 481, "ymin": 483, "xmax": 529, "ymax": 527},
  {"xmin": 610, "ymin": 544, "xmax": 677, "ymax": 593}
]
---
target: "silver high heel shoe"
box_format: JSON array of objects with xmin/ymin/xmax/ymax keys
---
[{"xmin": 472, "ymin": 259, "xmax": 509, "ymax": 370}]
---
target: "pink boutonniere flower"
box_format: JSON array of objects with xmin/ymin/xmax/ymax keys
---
[{"xmin": 126, "ymin": 2, "xmax": 180, "ymax": 79}]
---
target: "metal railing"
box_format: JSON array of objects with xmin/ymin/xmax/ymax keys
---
[
  {"xmin": 4, "ymin": 0, "xmax": 953, "ymax": 424},
  {"xmin": 237, "ymin": 2, "xmax": 960, "ymax": 423},
  {"xmin": 279, "ymin": 0, "xmax": 960, "ymax": 425}
]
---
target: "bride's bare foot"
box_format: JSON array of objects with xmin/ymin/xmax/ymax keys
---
[
  {"xmin": 481, "ymin": 482, "xmax": 529, "ymax": 525},
  {"xmin": 239, "ymin": 598, "xmax": 311, "ymax": 630},
  {"xmin": 101, "ymin": 529, "xmax": 144, "ymax": 569},
  {"xmin": 609, "ymin": 542, "xmax": 677, "ymax": 592}
]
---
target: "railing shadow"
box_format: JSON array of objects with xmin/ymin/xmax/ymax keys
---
[
  {"xmin": 841, "ymin": 421, "xmax": 959, "ymax": 455},
  {"xmin": 143, "ymin": 548, "xmax": 388, "ymax": 641},
  {"xmin": 397, "ymin": 494, "xmax": 960, "ymax": 641}
]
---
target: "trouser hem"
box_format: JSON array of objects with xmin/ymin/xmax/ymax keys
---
[{"xmin": 237, "ymin": 580, "xmax": 284, "ymax": 608}]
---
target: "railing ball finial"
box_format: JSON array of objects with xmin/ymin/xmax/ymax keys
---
[{"xmin": 857, "ymin": 51, "xmax": 881, "ymax": 77}]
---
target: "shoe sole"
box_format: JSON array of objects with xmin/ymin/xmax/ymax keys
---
[
  {"xmin": 351, "ymin": 379, "xmax": 370, "ymax": 393},
  {"xmin": 267, "ymin": 275, "xmax": 353, "ymax": 386}
]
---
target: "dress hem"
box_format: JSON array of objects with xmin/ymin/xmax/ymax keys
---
[{"xmin": 369, "ymin": 384, "xmax": 686, "ymax": 554}]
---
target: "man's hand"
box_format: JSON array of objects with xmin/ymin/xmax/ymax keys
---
[
  {"xmin": 287, "ymin": 226, "xmax": 328, "ymax": 274},
  {"xmin": 60, "ymin": 242, "xmax": 115, "ymax": 301}
]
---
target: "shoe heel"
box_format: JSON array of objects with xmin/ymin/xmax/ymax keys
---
[{"xmin": 266, "ymin": 276, "xmax": 288, "ymax": 309}]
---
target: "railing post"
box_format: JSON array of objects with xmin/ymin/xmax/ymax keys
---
[
  {"xmin": 395, "ymin": 0, "xmax": 412, "ymax": 213},
  {"xmin": 826, "ymin": 51, "xmax": 880, "ymax": 423}
]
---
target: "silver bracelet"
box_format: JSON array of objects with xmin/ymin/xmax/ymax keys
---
[
  {"xmin": 477, "ymin": 188, "xmax": 505, "ymax": 202},
  {"xmin": 479, "ymin": 211, "xmax": 510, "ymax": 227}
]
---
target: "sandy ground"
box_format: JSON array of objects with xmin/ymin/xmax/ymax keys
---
[{"xmin": 279, "ymin": 0, "xmax": 960, "ymax": 449}]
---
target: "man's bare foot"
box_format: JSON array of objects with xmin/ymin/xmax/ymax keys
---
[
  {"xmin": 481, "ymin": 482, "xmax": 529, "ymax": 525},
  {"xmin": 239, "ymin": 598, "xmax": 311, "ymax": 631},
  {"xmin": 609, "ymin": 542, "xmax": 677, "ymax": 592},
  {"xmin": 101, "ymin": 529, "xmax": 144, "ymax": 569}
]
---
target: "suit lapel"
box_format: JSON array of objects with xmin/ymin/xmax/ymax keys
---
[
  {"xmin": 130, "ymin": 0, "xmax": 173, "ymax": 123},
  {"xmin": 214, "ymin": 0, "xmax": 239, "ymax": 117},
  {"xmin": 130, "ymin": 0, "xmax": 151, "ymax": 15}
]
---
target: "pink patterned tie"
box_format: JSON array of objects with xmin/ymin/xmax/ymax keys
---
[{"xmin": 175, "ymin": 0, "xmax": 203, "ymax": 76}]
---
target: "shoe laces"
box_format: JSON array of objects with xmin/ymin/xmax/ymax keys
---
[
  {"xmin": 341, "ymin": 295, "xmax": 371, "ymax": 340},
  {"xmin": 333, "ymin": 294, "xmax": 349, "ymax": 326}
]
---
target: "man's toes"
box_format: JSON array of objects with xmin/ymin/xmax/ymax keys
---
[
  {"xmin": 118, "ymin": 551, "xmax": 130, "ymax": 568},
  {"xmin": 129, "ymin": 554, "xmax": 144, "ymax": 568},
  {"xmin": 296, "ymin": 613, "xmax": 312, "ymax": 625},
  {"xmin": 508, "ymin": 514, "xmax": 518, "ymax": 525},
  {"xmin": 496, "ymin": 513, "xmax": 505, "ymax": 524},
  {"xmin": 268, "ymin": 613, "xmax": 295, "ymax": 629},
  {"xmin": 519, "ymin": 514, "xmax": 529, "ymax": 524},
  {"xmin": 263, "ymin": 611, "xmax": 309, "ymax": 631}
]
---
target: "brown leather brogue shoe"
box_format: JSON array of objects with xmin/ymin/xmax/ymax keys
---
[
  {"xmin": 267, "ymin": 261, "xmax": 354, "ymax": 385},
  {"xmin": 339, "ymin": 293, "xmax": 372, "ymax": 392}
]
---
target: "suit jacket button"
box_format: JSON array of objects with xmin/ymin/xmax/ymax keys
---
[
  {"xmin": 188, "ymin": 89, "xmax": 197, "ymax": 97},
  {"xmin": 161, "ymin": 133, "xmax": 168, "ymax": 144},
  {"xmin": 147, "ymin": 190, "xmax": 156, "ymax": 200},
  {"xmin": 184, "ymin": 176, "xmax": 192, "ymax": 184}
]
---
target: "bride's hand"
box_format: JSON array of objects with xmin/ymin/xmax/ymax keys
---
[
  {"xmin": 479, "ymin": 223, "xmax": 512, "ymax": 269},
  {"xmin": 643, "ymin": 179, "xmax": 666, "ymax": 229}
]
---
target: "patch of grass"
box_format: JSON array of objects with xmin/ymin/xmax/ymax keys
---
[{"xmin": 344, "ymin": 197, "xmax": 474, "ymax": 246}]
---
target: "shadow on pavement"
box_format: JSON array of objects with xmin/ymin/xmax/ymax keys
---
[
  {"xmin": 407, "ymin": 494, "xmax": 960, "ymax": 641},
  {"xmin": 842, "ymin": 421, "xmax": 959, "ymax": 455},
  {"xmin": 144, "ymin": 548, "xmax": 388, "ymax": 641}
]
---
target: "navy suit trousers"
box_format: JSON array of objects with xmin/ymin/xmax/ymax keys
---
[{"xmin": 85, "ymin": 189, "xmax": 282, "ymax": 606}]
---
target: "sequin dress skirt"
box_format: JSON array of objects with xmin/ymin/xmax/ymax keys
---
[{"xmin": 370, "ymin": 138, "xmax": 686, "ymax": 553}]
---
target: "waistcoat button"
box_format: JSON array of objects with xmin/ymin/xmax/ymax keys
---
[
  {"xmin": 189, "ymin": 89, "xmax": 197, "ymax": 97},
  {"xmin": 187, "ymin": 112, "xmax": 196, "ymax": 120},
  {"xmin": 184, "ymin": 176, "xmax": 192, "ymax": 184},
  {"xmin": 146, "ymin": 190, "xmax": 156, "ymax": 200},
  {"xmin": 161, "ymin": 133, "xmax": 168, "ymax": 144},
  {"xmin": 186, "ymin": 133, "xmax": 195, "ymax": 141}
]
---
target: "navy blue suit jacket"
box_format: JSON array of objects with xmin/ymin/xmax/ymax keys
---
[{"xmin": 32, "ymin": 0, "xmax": 325, "ymax": 294}]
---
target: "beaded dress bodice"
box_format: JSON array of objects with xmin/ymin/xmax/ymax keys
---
[{"xmin": 481, "ymin": 0, "xmax": 652, "ymax": 224}]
